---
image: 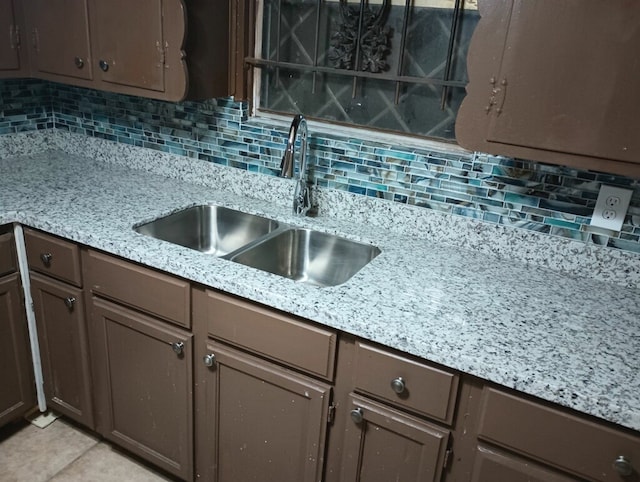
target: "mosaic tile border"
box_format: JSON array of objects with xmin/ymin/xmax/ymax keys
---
[{"xmin": 1, "ymin": 79, "xmax": 640, "ymax": 255}]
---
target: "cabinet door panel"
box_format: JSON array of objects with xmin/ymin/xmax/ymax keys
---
[
  {"xmin": 28, "ymin": 0, "xmax": 92, "ymax": 80},
  {"xmin": 0, "ymin": 274, "xmax": 35, "ymax": 427},
  {"xmin": 340, "ymin": 393, "xmax": 450, "ymax": 482},
  {"xmin": 31, "ymin": 273, "xmax": 93, "ymax": 427},
  {"xmin": 197, "ymin": 341, "xmax": 330, "ymax": 482},
  {"xmin": 0, "ymin": 231, "xmax": 16, "ymax": 276},
  {"xmin": 89, "ymin": 0, "xmax": 166, "ymax": 91},
  {"xmin": 0, "ymin": 0, "xmax": 21, "ymax": 71},
  {"xmin": 91, "ymin": 297, "xmax": 193, "ymax": 481},
  {"xmin": 486, "ymin": 0, "xmax": 640, "ymax": 164}
]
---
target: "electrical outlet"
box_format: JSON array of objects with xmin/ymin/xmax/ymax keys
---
[{"xmin": 590, "ymin": 185, "xmax": 633, "ymax": 231}]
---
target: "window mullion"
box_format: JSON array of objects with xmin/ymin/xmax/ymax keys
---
[
  {"xmin": 440, "ymin": 0, "xmax": 463, "ymax": 110},
  {"xmin": 394, "ymin": 0, "xmax": 414, "ymax": 104}
]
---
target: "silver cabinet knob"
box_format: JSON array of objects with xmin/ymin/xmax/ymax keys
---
[
  {"xmin": 203, "ymin": 353, "xmax": 216, "ymax": 367},
  {"xmin": 64, "ymin": 296, "xmax": 76, "ymax": 310},
  {"xmin": 40, "ymin": 252, "xmax": 53, "ymax": 266},
  {"xmin": 390, "ymin": 377, "xmax": 406, "ymax": 394},
  {"xmin": 613, "ymin": 455, "xmax": 634, "ymax": 477},
  {"xmin": 171, "ymin": 342, "xmax": 184, "ymax": 356},
  {"xmin": 350, "ymin": 407, "xmax": 364, "ymax": 424},
  {"xmin": 74, "ymin": 56, "xmax": 84, "ymax": 69},
  {"xmin": 99, "ymin": 59, "xmax": 109, "ymax": 72}
]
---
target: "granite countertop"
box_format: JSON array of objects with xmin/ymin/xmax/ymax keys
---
[{"xmin": 1, "ymin": 142, "xmax": 639, "ymax": 432}]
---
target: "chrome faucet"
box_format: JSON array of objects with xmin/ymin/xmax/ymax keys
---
[{"xmin": 280, "ymin": 114, "xmax": 311, "ymax": 216}]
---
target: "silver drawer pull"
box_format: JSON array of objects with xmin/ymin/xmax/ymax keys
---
[
  {"xmin": 203, "ymin": 353, "xmax": 216, "ymax": 367},
  {"xmin": 613, "ymin": 455, "xmax": 634, "ymax": 477},
  {"xmin": 171, "ymin": 342, "xmax": 184, "ymax": 356},
  {"xmin": 40, "ymin": 252, "xmax": 53, "ymax": 266},
  {"xmin": 64, "ymin": 296, "xmax": 76, "ymax": 310},
  {"xmin": 390, "ymin": 377, "xmax": 406, "ymax": 395},
  {"xmin": 350, "ymin": 407, "xmax": 364, "ymax": 424}
]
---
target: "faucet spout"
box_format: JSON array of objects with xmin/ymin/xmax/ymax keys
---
[{"xmin": 280, "ymin": 114, "xmax": 311, "ymax": 216}]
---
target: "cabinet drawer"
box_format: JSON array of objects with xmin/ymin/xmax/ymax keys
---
[
  {"xmin": 471, "ymin": 444, "xmax": 578, "ymax": 482},
  {"xmin": 353, "ymin": 342, "xmax": 459, "ymax": 424},
  {"xmin": 0, "ymin": 232, "xmax": 16, "ymax": 276},
  {"xmin": 83, "ymin": 250, "xmax": 190, "ymax": 329},
  {"xmin": 25, "ymin": 229, "xmax": 82, "ymax": 286},
  {"xmin": 477, "ymin": 387, "xmax": 640, "ymax": 481},
  {"xmin": 195, "ymin": 289, "xmax": 337, "ymax": 381}
]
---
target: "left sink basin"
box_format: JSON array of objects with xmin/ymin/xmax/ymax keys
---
[{"xmin": 134, "ymin": 205, "xmax": 280, "ymax": 256}]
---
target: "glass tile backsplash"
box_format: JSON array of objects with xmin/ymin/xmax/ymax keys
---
[{"xmin": 1, "ymin": 79, "xmax": 639, "ymax": 254}]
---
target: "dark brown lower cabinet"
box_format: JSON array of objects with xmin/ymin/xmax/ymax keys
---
[
  {"xmin": 30, "ymin": 273, "xmax": 93, "ymax": 427},
  {"xmin": 196, "ymin": 340, "xmax": 331, "ymax": 482},
  {"xmin": 90, "ymin": 297, "xmax": 193, "ymax": 481},
  {"xmin": 340, "ymin": 393, "xmax": 450, "ymax": 482},
  {"xmin": 0, "ymin": 273, "xmax": 36, "ymax": 427}
]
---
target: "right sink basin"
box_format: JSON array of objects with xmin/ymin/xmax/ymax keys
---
[{"xmin": 230, "ymin": 228, "xmax": 381, "ymax": 287}]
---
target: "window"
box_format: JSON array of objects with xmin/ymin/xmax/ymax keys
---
[{"xmin": 247, "ymin": 0, "xmax": 479, "ymax": 141}]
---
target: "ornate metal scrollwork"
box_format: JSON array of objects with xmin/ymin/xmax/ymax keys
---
[{"xmin": 329, "ymin": 0, "xmax": 393, "ymax": 73}]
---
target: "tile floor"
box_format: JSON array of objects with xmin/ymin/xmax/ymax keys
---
[{"xmin": 0, "ymin": 417, "xmax": 175, "ymax": 481}]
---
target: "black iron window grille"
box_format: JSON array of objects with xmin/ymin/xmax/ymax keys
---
[{"xmin": 247, "ymin": 0, "xmax": 479, "ymax": 141}]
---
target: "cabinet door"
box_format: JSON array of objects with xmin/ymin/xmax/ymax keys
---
[
  {"xmin": 0, "ymin": 274, "xmax": 36, "ymax": 427},
  {"xmin": 340, "ymin": 393, "xmax": 450, "ymax": 482},
  {"xmin": 90, "ymin": 297, "xmax": 193, "ymax": 481},
  {"xmin": 485, "ymin": 0, "xmax": 640, "ymax": 165},
  {"xmin": 196, "ymin": 340, "xmax": 331, "ymax": 482},
  {"xmin": 30, "ymin": 273, "xmax": 93, "ymax": 427},
  {"xmin": 89, "ymin": 0, "xmax": 187, "ymax": 98},
  {"xmin": 0, "ymin": 0, "xmax": 22, "ymax": 72},
  {"xmin": 27, "ymin": 0, "xmax": 92, "ymax": 80}
]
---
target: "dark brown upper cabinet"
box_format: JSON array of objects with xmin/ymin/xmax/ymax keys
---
[
  {"xmin": 0, "ymin": 0, "xmax": 29, "ymax": 74},
  {"xmin": 27, "ymin": 0, "xmax": 93, "ymax": 81},
  {"xmin": 456, "ymin": 0, "xmax": 640, "ymax": 179},
  {"xmin": 9, "ymin": 0, "xmax": 230, "ymax": 101},
  {"xmin": 88, "ymin": 0, "xmax": 185, "ymax": 97}
]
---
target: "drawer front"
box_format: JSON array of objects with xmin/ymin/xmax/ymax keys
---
[
  {"xmin": 0, "ymin": 232, "xmax": 16, "ymax": 276},
  {"xmin": 196, "ymin": 289, "xmax": 337, "ymax": 380},
  {"xmin": 471, "ymin": 444, "xmax": 578, "ymax": 482},
  {"xmin": 353, "ymin": 342, "xmax": 459, "ymax": 423},
  {"xmin": 477, "ymin": 387, "xmax": 640, "ymax": 481},
  {"xmin": 25, "ymin": 229, "xmax": 82, "ymax": 286},
  {"xmin": 83, "ymin": 250, "xmax": 190, "ymax": 329}
]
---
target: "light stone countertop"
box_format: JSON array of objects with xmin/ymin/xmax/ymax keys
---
[{"xmin": 1, "ymin": 134, "xmax": 639, "ymax": 433}]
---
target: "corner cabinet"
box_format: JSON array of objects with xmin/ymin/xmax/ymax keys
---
[
  {"xmin": 11, "ymin": 0, "xmax": 229, "ymax": 101},
  {"xmin": 455, "ymin": 0, "xmax": 640, "ymax": 178},
  {"xmin": 0, "ymin": 228, "xmax": 36, "ymax": 428},
  {"xmin": 24, "ymin": 228, "xmax": 94, "ymax": 428}
]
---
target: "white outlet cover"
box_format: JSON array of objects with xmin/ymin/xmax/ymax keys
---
[{"xmin": 590, "ymin": 185, "xmax": 633, "ymax": 231}]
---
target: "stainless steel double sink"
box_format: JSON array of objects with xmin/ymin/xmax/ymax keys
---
[{"xmin": 134, "ymin": 205, "xmax": 380, "ymax": 287}]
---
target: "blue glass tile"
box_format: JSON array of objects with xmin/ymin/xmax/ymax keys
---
[{"xmin": 544, "ymin": 218, "xmax": 581, "ymax": 230}]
